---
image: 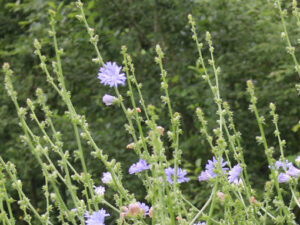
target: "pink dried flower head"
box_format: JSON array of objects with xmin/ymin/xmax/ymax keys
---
[
  {"xmin": 217, "ymin": 191, "xmax": 225, "ymax": 202},
  {"xmin": 121, "ymin": 206, "xmax": 128, "ymax": 213},
  {"xmin": 120, "ymin": 206, "xmax": 129, "ymax": 224},
  {"xmin": 149, "ymin": 207, "xmax": 153, "ymax": 218},
  {"xmin": 156, "ymin": 126, "xmax": 165, "ymax": 135},
  {"xmin": 251, "ymin": 196, "xmax": 256, "ymax": 204},
  {"xmin": 120, "ymin": 213, "xmax": 126, "ymax": 224},
  {"xmin": 128, "ymin": 203, "xmax": 143, "ymax": 217},
  {"xmin": 136, "ymin": 107, "xmax": 141, "ymax": 113}
]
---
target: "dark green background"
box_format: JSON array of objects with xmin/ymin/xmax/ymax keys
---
[{"xmin": 0, "ymin": 0, "xmax": 299, "ymax": 223}]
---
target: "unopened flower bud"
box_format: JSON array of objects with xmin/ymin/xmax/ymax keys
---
[
  {"xmin": 156, "ymin": 126, "xmax": 164, "ymax": 135},
  {"xmin": 126, "ymin": 143, "xmax": 134, "ymax": 149},
  {"xmin": 136, "ymin": 107, "xmax": 141, "ymax": 113},
  {"xmin": 3, "ymin": 62, "xmax": 10, "ymax": 71},
  {"xmin": 251, "ymin": 196, "xmax": 256, "ymax": 204},
  {"xmin": 102, "ymin": 94, "xmax": 117, "ymax": 106}
]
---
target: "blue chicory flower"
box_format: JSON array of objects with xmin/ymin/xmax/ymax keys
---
[
  {"xmin": 228, "ymin": 164, "xmax": 242, "ymax": 184},
  {"xmin": 71, "ymin": 208, "xmax": 77, "ymax": 213},
  {"xmin": 205, "ymin": 157, "xmax": 228, "ymax": 177},
  {"xmin": 101, "ymin": 172, "xmax": 112, "ymax": 184},
  {"xmin": 85, "ymin": 209, "xmax": 110, "ymax": 225},
  {"xmin": 278, "ymin": 173, "xmax": 290, "ymax": 183},
  {"xmin": 286, "ymin": 165, "xmax": 300, "ymax": 177},
  {"xmin": 102, "ymin": 94, "xmax": 117, "ymax": 106},
  {"xmin": 194, "ymin": 222, "xmax": 206, "ymax": 225},
  {"xmin": 275, "ymin": 160, "xmax": 292, "ymax": 170},
  {"xmin": 129, "ymin": 159, "xmax": 150, "ymax": 174},
  {"xmin": 98, "ymin": 62, "xmax": 126, "ymax": 88},
  {"xmin": 274, "ymin": 158, "xmax": 300, "ymax": 183},
  {"xmin": 94, "ymin": 185, "xmax": 105, "ymax": 195},
  {"xmin": 164, "ymin": 167, "xmax": 190, "ymax": 184},
  {"xmin": 198, "ymin": 170, "xmax": 211, "ymax": 181},
  {"xmin": 199, "ymin": 157, "xmax": 228, "ymax": 182}
]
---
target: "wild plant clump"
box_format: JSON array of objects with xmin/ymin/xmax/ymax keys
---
[{"xmin": 1, "ymin": 0, "xmax": 300, "ymax": 225}]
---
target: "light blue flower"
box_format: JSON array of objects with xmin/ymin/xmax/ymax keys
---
[
  {"xmin": 194, "ymin": 222, "xmax": 206, "ymax": 225},
  {"xmin": 286, "ymin": 165, "xmax": 300, "ymax": 177},
  {"xmin": 275, "ymin": 160, "xmax": 292, "ymax": 170},
  {"xmin": 198, "ymin": 171, "xmax": 211, "ymax": 181},
  {"xmin": 85, "ymin": 209, "xmax": 110, "ymax": 225},
  {"xmin": 205, "ymin": 157, "xmax": 228, "ymax": 177},
  {"xmin": 129, "ymin": 159, "xmax": 150, "ymax": 174},
  {"xmin": 164, "ymin": 167, "xmax": 189, "ymax": 184},
  {"xmin": 199, "ymin": 157, "xmax": 228, "ymax": 182},
  {"xmin": 102, "ymin": 94, "xmax": 117, "ymax": 106},
  {"xmin": 98, "ymin": 62, "xmax": 126, "ymax": 87},
  {"xmin": 94, "ymin": 186, "xmax": 105, "ymax": 195},
  {"xmin": 274, "ymin": 158, "xmax": 300, "ymax": 183},
  {"xmin": 101, "ymin": 172, "xmax": 112, "ymax": 184},
  {"xmin": 228, "ymin": 164, "xmax": 242, "ymax": 184},
  {"xmin": 278, "ymin": 173, "xmax": 290, "ymax": 183}
]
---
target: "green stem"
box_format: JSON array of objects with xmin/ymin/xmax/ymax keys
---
[
  {"xmin": 207, "ymin": 181, "xmax": 218, "ymax": 225},
  {"xmin": 189, "ymin": 189, "xmax": 214, "ymax": 225}
]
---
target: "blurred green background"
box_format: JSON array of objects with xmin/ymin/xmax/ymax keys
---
[{"xmin": 0, "ymin": 0, "xmax": 299, "ymax": 223}]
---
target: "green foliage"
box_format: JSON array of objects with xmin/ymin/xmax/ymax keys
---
[{"xmin": 0, "ymin": 0, "xmax": 299, "ymax": 223}]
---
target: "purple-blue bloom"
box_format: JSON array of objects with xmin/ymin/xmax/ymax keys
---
[
  {"xmin": 102, "ymin": 94, "xmax": 117, "ymax": 106},
  {"xmin": 194, "ymin": 222, "xmax": 206, "ymax": 225},
  {"xmin": 205, "ymin": 157, "xmax": 228, "ymax": 177},
  {"xmin": 85, "ymin": 209, "xmax": 110, "ymax": 225},
  {"xmin": 275, "ymin": 160, "xmax": 292, "ymax": 170},
  {"xmin": 98, "ymin": 62, "xmax": 126, "ymax": 88},
  {"xmin": 137, "ymin": 202, "xmax": 150, "ymax": 215},
  {"xmin": 274, "ymin": 158, "xmax": 300, "ymax": 181},
  {"xmin": 101, "ymin": 172, "xmax": 112, "ymax": 184},
  {"xmin": 94, "ymin": 186, "xmax": 105, "ymax": 195},
  {"xmin": 199, "ymin": 157, "xmax": 228, "ymax": 182},
  {"xmin": 129, "ymin": 159, "xmax": 150, "ymax": 174},
  {"xmin": 286, "ymin": 165, "xmax": 300, "ymax": 177},
  {"xmin": 165, "ymin": 167, "xmax": 190, "ymax": 184},
  {"xmin": 278, "ymin": 173, "xmax": 290, "ymax": 183},
  {"xmin": 228, "ymin": 164, "xmax": 242, "ymax": 184},
  {"xmin": 198, "ymin": 171, "xmax": 211, "ymax": 181}
]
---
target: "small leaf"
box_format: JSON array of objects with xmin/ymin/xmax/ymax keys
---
[
  {"xmin": 47, "ymin": 2, "xmax": 56, "ymax": 9},
  {"xmin": 292, "ymin": 123, "xmax": 300, "ymax": 132}
]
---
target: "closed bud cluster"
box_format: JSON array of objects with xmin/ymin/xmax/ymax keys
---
[
  {"xmin": 75, "ymin": 14, "xmax": 83, "ymax": 21},
  {"xmin": 75, "ymin": 1, "xmax": 83, "ymax": 8},
  {"xmin": 155, "ymin": 44, "xmax": 163, "ymax": 57}
]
